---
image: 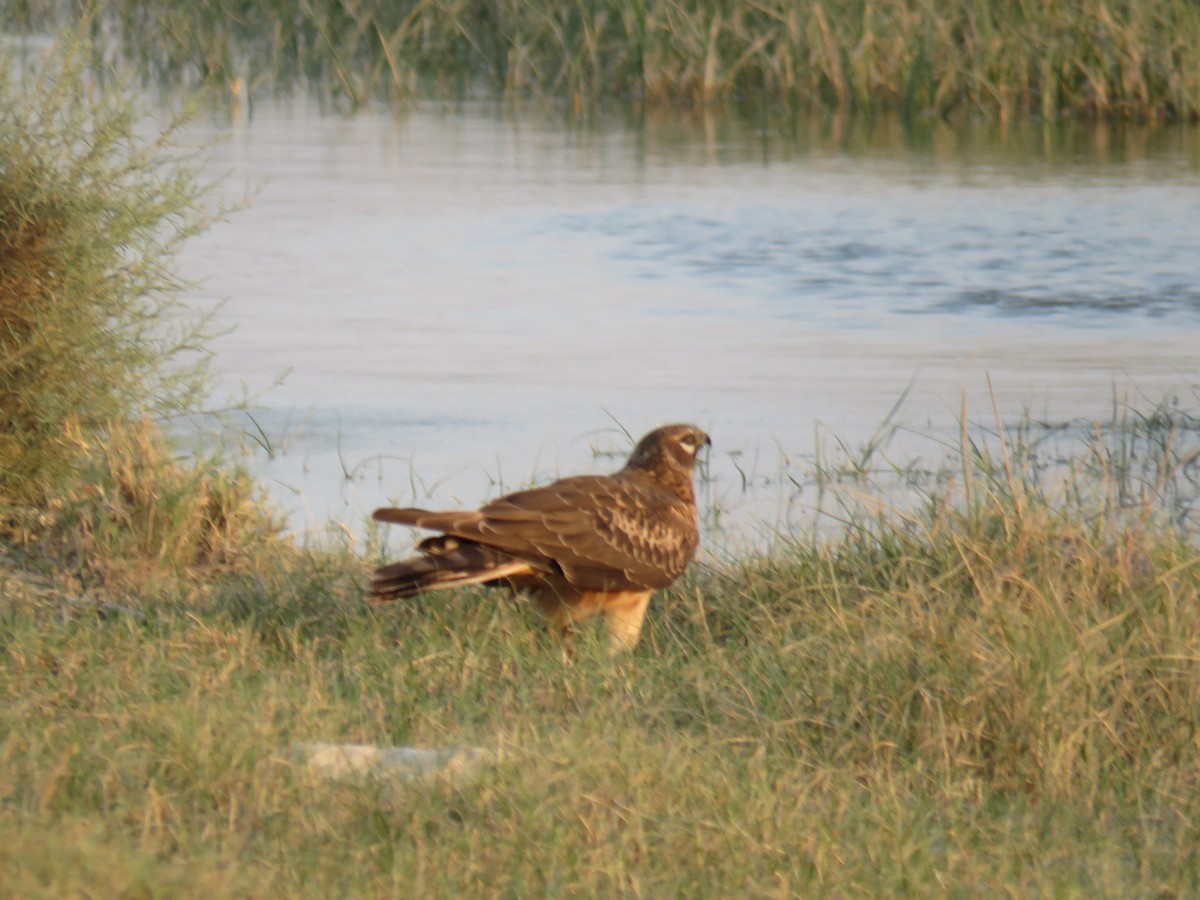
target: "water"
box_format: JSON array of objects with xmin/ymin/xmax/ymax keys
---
[{"xmin": 177, "ymin": 102, "xmax": 1200, "ymax": 551}]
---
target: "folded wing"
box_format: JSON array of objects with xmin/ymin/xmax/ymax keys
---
[{"xmin": 371, "ymin": 473, "xmax": 698, "ymax": 593}]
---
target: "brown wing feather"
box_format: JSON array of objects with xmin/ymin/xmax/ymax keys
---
[{"xmin": 371, "ymin": 472, "xmax": 699, "ymax": 592}]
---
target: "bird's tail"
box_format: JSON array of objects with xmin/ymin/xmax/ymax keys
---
[{"xmin": 367, "ymin": 535, "xmax": 531, "ymax": 604}]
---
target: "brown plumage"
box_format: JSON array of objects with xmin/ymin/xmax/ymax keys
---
[{"xmin": 369, "ymin": 423, "xmax": 710, "ymax": 652}]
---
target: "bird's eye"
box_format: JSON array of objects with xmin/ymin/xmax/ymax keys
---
[{"xmin": 679, "ymin": 435, "xmax": 696, "ymax": 452}]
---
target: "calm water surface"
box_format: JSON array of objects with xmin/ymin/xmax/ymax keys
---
[{"xmin": 178, "ymin": 103, "xmax": 1200, "ymax": 551}]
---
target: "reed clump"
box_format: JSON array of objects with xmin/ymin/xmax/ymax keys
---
[{"xmin": 13, "ymin": 0, "xmax": 1200, "ymax": 119}]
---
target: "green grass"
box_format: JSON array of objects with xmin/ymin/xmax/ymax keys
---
[
  {"xmin": 3, "ymin": 399, "xmax": 1200, "ymax": 896},
  {"xmin": 11, "ymin": 0, "xmax": 1200, "ymax": 120}
]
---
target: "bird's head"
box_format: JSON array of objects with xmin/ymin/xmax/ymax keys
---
[{"xmin": 622, "ymin": 423, "xmax": 711, "ymax": 498}]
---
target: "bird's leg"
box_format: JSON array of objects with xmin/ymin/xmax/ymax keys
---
[{"xmin": 602, "ymin": 592, "xmax": 652, "ymax": 654}]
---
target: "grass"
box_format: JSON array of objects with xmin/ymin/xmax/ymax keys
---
[
  {"xmin": 10, "ymin": 0, "xmax": 1200, "ymax": 120},
  {"xmin": 3, "ymin": 397, "xmax": 1200, "ymax": 896}
]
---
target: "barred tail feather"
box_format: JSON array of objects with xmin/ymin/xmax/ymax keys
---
[{"xmin": 367, "ymin": 537, "xmax": 532, "ymax": 604}]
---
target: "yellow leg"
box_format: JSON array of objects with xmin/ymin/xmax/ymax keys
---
[{"xmin": 603, "ymin": 592, "xmax": 653, "ymax": 654}]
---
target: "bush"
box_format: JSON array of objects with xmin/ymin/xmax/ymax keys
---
[
  {"xmin": 0, "ymin": 37, "xmax": 288, "ymax": 596},
  {"xmin": 0, "ymin": 36, "xmax": 214, "ymax": 510}
]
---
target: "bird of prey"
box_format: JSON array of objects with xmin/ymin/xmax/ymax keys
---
[{"xmin": 368, "ymin": 423, "xmax": 710, "ymax": 653}]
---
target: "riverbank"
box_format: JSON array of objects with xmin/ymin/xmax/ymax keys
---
[{"xmin": 3, "ymin": 408, "xmax": 1200, "ymax": 893}]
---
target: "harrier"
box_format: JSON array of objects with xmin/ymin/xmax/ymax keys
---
[{"xmin": 368, "ymin": 423, "xmax": 710, "ymax": 652}]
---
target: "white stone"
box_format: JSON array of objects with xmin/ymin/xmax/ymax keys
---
[{"xmin": 289, "ymin": 742, "xmax": 496, "ymax": 788}]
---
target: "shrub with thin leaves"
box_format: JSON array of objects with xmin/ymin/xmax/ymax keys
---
[{"xmin": 0, "ymin": 37, "xmax": 213, "ymax": 509}]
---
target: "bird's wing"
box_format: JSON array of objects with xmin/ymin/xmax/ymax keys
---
[{"xmin": 372, "ymin": 474, "xmax": 698, "ymax": 591}]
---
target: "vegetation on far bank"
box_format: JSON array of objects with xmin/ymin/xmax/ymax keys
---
[
  {"xmin": 8, "ymin": 0, "xmax": 1200, "ymax": 121},
  {"xmin": 4, "ymin": 32, "xmax": 1200, "ymax": 897}
]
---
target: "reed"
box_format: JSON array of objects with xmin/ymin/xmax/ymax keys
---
[{"xmin": 11, "ymin": 0, "xmax": 1200, "ymax": 119}]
